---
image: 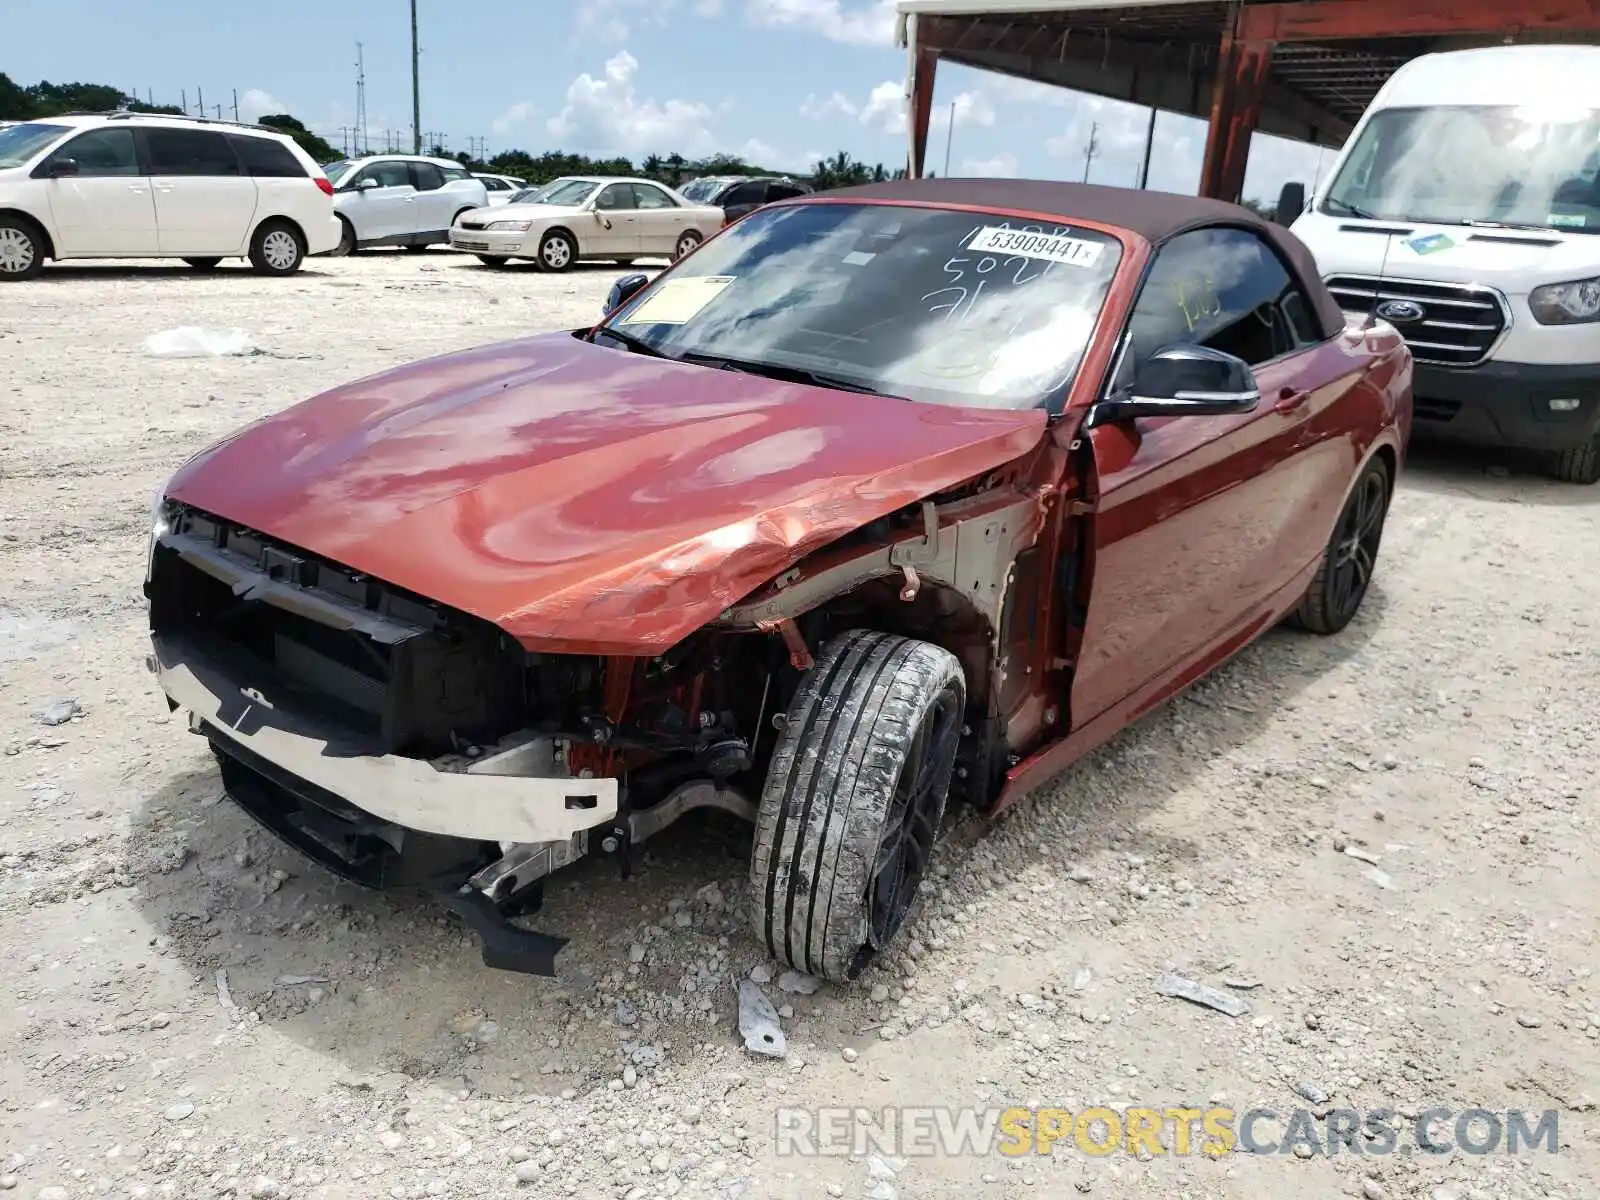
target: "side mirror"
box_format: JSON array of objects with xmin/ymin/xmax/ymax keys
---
[
  {"xmin": 47, "ymin": 157, "xmax": 80, "ymax": 178},
  {"xmin": 1087, "ymin": 344, "xmax": 1260, "ymax": 427},
  {"xmin": 1275, "ymin": 181, "xmax": 1307, "ymax": 226},
  {"xmin": 357, "ymin": 177, "xmax": 379, "ymax": 191},
  {"xmin": 602, "ymin": 272, "xmax": 652, "ymax": 316}
]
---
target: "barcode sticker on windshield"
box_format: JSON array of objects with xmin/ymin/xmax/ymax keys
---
[{"xmin": 966, "ymin": 226, "xmax": 1103, "ymax": 267}]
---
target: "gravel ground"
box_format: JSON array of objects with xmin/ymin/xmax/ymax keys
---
[{"xmin": 2, "ymin": 250, "xmax": 1597, "ymax": 1200}]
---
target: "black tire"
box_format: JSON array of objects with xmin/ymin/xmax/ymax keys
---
[
  {"xmin": 183, "ymin": 257, "xmax": 222, "ymax": 271},
  {"xmin": 0, "ymin": 214, "xmax": 46, "ymax": 281},
  {"xmin": 674, "ymin": 229, "xmax": 703, "ymax": 260},
  {"xmin": 536, "ymin": 229, "xmax": 577, "ymax": 272},
  {"xmin": 332, "ymin": 217, "xmax": 357, "ymax": 257},
  {"xmin": 1295, "ymin": 456, "xmax": 1390, "ymax": 634},
  {"xmin": 248, "ymin": 220, "xmax": 305, "ymax": 275},
  {"xmin": 750, "ymin": 629, "xmax": 965, "ymax": 983},
  {"xmin": 1551, "ymin": 436, "xmax": 1600, "ymax": 485},
  {"xmin": 477, "ymin": 255, "xmax": 509, "ymax": 268}
]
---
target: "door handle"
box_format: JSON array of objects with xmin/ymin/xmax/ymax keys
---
[{"xmin": 1273, "ymin": 387, "xmax": 1310, "ymax": 413}]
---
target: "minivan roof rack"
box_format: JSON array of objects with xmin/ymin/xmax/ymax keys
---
[{"xmin": 100, "ymin": 110, "xmax": 276, "ymax": 133}]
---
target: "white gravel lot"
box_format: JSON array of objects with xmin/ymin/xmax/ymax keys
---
[{"xmin": 1, "ymin": 250, "xmax": 1598, "ymax": 1200}]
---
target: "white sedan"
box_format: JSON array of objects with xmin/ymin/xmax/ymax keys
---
[{"xmin": 447, "ymin": 176, "xmax": 725, "ymax": 270}]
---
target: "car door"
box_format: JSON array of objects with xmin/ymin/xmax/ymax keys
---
[
  {"xmin": 142, "ymin": 127, "xmax": 258, "ymax": 254},
  {"xmin": 343, "ymin": 160, "xmax": 416, "ymax": 242},
  {"xmin": 630, "ymin": 181, "xmax": 689, "ymax": 253},
  {"xmin": 1068, "ymin": 224, "xmax": 1345, "ymax": 728},
  {"xmin": 589, "ymin": 182, "xmax": 642, "ymax": 256},
  {"xmin": 35, "ymin": 126, "xmax": 156, "ymax": 255},
  {"xmin": 408, "ymin": 161, "xmax": 452, "ymax": 233}
]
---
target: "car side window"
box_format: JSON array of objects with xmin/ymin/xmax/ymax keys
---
[
  {"xmin": 144, "ymin": 128, "xmax": 241, "ymax": 177},
  {"xmin": 47, "ymin": 128, "xmax": 139, "ymax": 177},
  {"xmin": 356, "ymin": 161, "xmax": 411, "ymax": 189},
  {"xmin": 411, "ymin": 162, "xmax": 444, "ymax": 191},
  {"xmin": 1126, "ymin": 226, "xmax": 1323, "ymax": 370},
  {"xmin": 724, "ymin": 181, "xmax": 766, "ymax": 207},
  {"xmin": 480, "ymin": 176, "xmax": 506, "ymax": 190},
  {"xmin": 631, "ymin": 183, "xmax": 677, "ymax": 209},
  {"xmin": 439, "ymin": 166, "xmax": 469, "ymax": 182},
  {"xmin": 596, "ymin": 183, "xmax": 634, "ymax": 210},
  {"xmin": 228, "ymin": 134, "xmax": 306, "ymax": 178}
]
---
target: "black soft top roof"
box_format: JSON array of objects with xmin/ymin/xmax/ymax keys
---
[{"xmin": 808, "ymin": 177, "xmax": 1346, "ymax": 341}]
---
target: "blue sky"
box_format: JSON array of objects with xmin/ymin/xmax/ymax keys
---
[{"xmin": 5, "ymin": 0, "xmax": 1333, "ymax": 201}]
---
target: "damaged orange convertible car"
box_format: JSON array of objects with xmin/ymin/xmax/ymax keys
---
[{"xmin": 145, "ymin": 180, "xmax": 1412, "ymax": 983}]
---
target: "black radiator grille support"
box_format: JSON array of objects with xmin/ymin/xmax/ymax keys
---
[{"xmin": 1325, "ymin": 274, "xmax": 1510, "ymax": 367}]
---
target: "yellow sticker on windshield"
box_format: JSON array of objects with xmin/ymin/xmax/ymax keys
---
[{"xmin": 618, "ymin": 275, "xmax": 735, "ymax": 325}]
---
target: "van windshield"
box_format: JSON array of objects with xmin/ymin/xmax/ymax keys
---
[{"xmin": 1322, "ymin": 105, "xmax": 1600, "ymax": 233}]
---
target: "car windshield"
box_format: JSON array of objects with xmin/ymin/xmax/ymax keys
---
[
  {"xmin": 323, "ymin": 160, "xmax": 356, "ymax": 186},
  {"xmin": 1323, "ymin": 104, "xmax": 1600, "ymax": 232},
  {"xmin": 521, "ymin": 179, "xmax": 598, "ymax": 206},
  {"xmin": 677, "ymin": 178, "xmax": 722, "ymax": 202},
  {"xmin": 0, "ymin": 122, "xmax": 71, "ymax": 168},
  {"xmin": 596, "ymin": 201, "xmax": 1124, "ymax": 410}
]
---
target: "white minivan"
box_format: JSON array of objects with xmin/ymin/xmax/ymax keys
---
[
  {"xmin": 1285, "ymin": 45, "xmax": 1600, "ymax": 483},
  {"xmin": 0, "ymin": 112, "xmax": 340, "ymax": 280}
]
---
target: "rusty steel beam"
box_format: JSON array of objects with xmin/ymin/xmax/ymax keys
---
[
  {"xmin": 1239, "ymin": 0, "xmax": 1600, "ymax": 42},
  {"xmin": 909, "ymin": 45, "xmax": 939, "ymax": 179},
  {"xmin": 1197, "ymin": 32, "xmax": 1273, "ymax": 202}
]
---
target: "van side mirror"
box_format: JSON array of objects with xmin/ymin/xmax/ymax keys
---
[
  {"xmin": 1275, "ymin": 181, "xmax": 1307, "ymax": 225},
  {"xmin": 603, "ymin": 272, "xmax": 651, "ymax": 317},
  {"xmin": 1086, "ymin": 344, "xmax": 1260, "ymax": 428}
]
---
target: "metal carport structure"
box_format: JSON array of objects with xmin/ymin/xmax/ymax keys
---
[{"xmin": 895, "ymin": 0, "xmax": 1600, "ymax": 202}]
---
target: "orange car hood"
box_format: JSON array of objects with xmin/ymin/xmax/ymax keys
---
[{"xmin": 166, "ymin": 332, "xmax": 1047, "ymax": 653}]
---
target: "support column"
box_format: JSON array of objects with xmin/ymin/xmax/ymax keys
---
[
  {"xmin": 908, "ymin": 46, "xmax": 939, "ymax": 179},
  {"xmin": 1197, "ymin": 29, "xmax": 1274, "ymax": 202}
]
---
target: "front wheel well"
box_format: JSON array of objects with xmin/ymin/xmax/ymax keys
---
[{"xmin": 0, "ymin": 209, "xmax": 54, "ymax": 259}]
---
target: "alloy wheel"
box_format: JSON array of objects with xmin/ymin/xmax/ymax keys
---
[{"xmin": 1328, "ymin": 470, "xmax": 1387, "ymax": 621}]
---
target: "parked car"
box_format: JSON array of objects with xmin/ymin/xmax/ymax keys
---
[
  {"xmin": 448, "ymin": 175, "xmax": 723, "ymax": 270},
  {"xmin": 0, "ymin": 112, "xmax": 339, "ymax": 280},
  {"xmin": 678, "ymin": 174, "xmax": 811, "ymax": 224},
  {"xmin": 474, "ymin": 172, "xmax": 528, "ymax": 205},
  {"xmin": 323, "ymin": 154, "xmax": 488, "ymax": 254},
  {"xmin": 145, "ymin": 179, "xmax": 1410, "ymax": 983}
]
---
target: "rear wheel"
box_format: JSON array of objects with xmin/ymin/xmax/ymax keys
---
[
  {"xmin": 674, "ymin": 229, "xmax": 703, "ymax": 260},
  {"xmin": 248, "ymin": 220, "xmax": 305, "ymax": 275},
  {"xmin": 183, "ymin": 257, "xmax": 222, "ymax": 271},
  {"xmin": 0, "ymin": 216, "xmax": 45, "ymax": 281},
  {"xmin": 1551, "ymin": 435, "xmax": 1600, "ymax": 485},
  {"xmin": 750, "ymin": 629, "xmax": 964, "ymax": 983},
  {"xmin": 332, "ymin": 217, "xmax": 357, "ymax": 257},
  {"xmin": 1295, "ymin": 456, "xmax": 1390, "ymax": 634}
]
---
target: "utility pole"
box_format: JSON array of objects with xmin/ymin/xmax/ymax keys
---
[
  {"xmin": 942, "ymin": 100, "xmax": 956, "ymax": 177},
  {"xmin": 355, "ymin": 42, "xmax": 369, "ymax": 157},
  {"xmin": 1082, "ymin": 121, "xmax": 1100, "ymax": 183},
  {"xmin": 180, "ymin": 89, "xmax": 187, "ymax": 114},
  {"xmin": 410, "ymin": 0, "xmax": 422, "ymax": 154},
  {"xmin": 198, "ymin": 86, "xmax": 205, "ymax": 119},
  {"xmin": 232, "ymin": 88, "xmax": 240, "ymax": 122},
  {"xmin": 1136, "ymin": 107, "xmax": 1157, "ymax": 189}
]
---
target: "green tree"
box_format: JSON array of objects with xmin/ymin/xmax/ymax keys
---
[{"xmin": 256, "ymin": 114, "xmax": 341, "ymax": 164}]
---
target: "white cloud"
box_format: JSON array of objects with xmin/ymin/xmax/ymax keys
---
[
  {"xmin": 858, "ymin": 80, "xmax": 994, "ymax": 136},
  {"xmin": 576, "ymin": 0, "xmax": 670, "ymax": 42},
  {"xmin": 547, "ymin": 50, "xmax": 718, "ymax": 157},
  {"xmin": 799, "ymin": 91, "xmax": 858, "ymax": 120},
  {"xmin": 237, "ymin": 89, "xmax": 289, "ymax": 123},
  {"xmin": 744, "ymin": 0, "xmax": 897, "ymax": 46},
  {"xmin": 958, "ymin": 153, "xmax": 1018, "ymax": 178},
  {"xmin": 491, "ymin": 101, "xmax": 537, "ymax": 135}
]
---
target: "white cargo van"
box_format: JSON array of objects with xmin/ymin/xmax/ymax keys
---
[{"xmin": 1285, "ymin": 45, "xmax": 1600, "ymax": 483}]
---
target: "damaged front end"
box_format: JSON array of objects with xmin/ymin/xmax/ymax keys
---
[{"xmin": 144, "ymin": 501, "xmax": 759, "ymax": 977}]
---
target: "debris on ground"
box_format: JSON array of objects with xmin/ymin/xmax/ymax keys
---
[
  {"xmin": 736, "ymin": 979, "xmax": 786, "ymax": 1058},
  {"xmin": 32, "ymin": 698, "xmax": 81, "ymax": 726},
  {"xmin": 141, "ymin": 326, "xmax": 257, "ymax": 357},
  {"xmin": 1154, "ymin": 972, "xmax": 1251, "ymax": 1017}
]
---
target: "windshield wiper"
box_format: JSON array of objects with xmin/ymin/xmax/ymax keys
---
[
  {"xmin": 1455, "ymin": 218, "xmax": 1562, "ymax": 233},
  {"xmin": 676, "ymin": 351, "xmax": 897, "ymax": 397},
  {"xmin": 1323, "ymin": 196, "xmax": 1379, "ymax": 220},
  {"xmin": 593, "ymin": 327, "xmax": 670, "ymax": 359}
]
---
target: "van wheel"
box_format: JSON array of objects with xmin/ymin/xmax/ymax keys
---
[
  {"xmin": 1294, "ymin": 456, "xmax": 1390, "ymax": 634},
  {"xmin": 183, "ymin": 257, "xmax": 222, "ymax": 271},
  {"xmin": 0, "ymin": 216, "xmax": 45, "ymax": 281},
  {"xmin": 1551, "ymin": 435, "xmax": 1600, "ymax": 484},
  {"xmin": 750, "ymin": 630, "xmax": 965, "ymax": 983},
  {"xmin": 249, "ymin": 220, "xmax": 305, "ymax": 275}
]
